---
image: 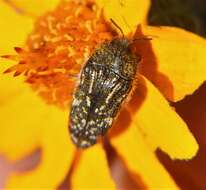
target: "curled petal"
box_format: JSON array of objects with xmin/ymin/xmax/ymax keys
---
[
  {"xmin": 110, "ymin": 122, "xmax": 178, "ymax": 189},
  {"xmin": 71, "ymin": 145, "xmax": 116, "ymax": 189},
  {"xmin": 127, "ymin": 75, "xmax": 198, "ymax": 159},
  {"xmin": 96, "ymin": 0, "xmax": 150, "ymax": 35},
  {"xmin": 135, "ymin": 26, "xmax": 206, "ymax": 101}
]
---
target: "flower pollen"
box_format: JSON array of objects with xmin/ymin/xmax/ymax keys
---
[{"xmin": 4, "ymin": 0, "xmax": 114, "ymax": 108}]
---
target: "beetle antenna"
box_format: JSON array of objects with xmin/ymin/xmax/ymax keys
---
[
  {"xmin": 110, "ymin": 18, "xmax": 125, "ymax": 37},
  {"xmin": 132, "ymin": 37, "xmax": 152, "ymax": 43},
  {"xmin": 132, "ymin": 34, "xmax": 160, "ymax": 44}
]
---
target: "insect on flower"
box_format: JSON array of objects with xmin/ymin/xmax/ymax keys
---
[{"xmin": 69, "ymin": 20, "xmax": 145, "ymax": 148}]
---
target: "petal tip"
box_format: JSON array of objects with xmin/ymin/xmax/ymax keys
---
[{"xmin": 170, "ymin": 136, "xmax": 199, "ymax": 160}]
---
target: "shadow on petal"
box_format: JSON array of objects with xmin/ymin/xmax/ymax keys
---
[
  {"xmin": 135, "ymin": 25, "xmax": 206, "ymax": 102},
  {"xmin": 158, "ymin": 82, "xmax": 206, "ymax": 190},
  {"xmin": 103, "ymin": 137, "xmax": 147, "ymax": 189},
  {"xmin": 133, "ymin": 25, "xmax": 175, "ymax": 101}
]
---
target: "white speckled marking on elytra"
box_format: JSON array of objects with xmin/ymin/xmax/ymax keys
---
[
  {"xmin": 85, "ymin": 67, "xmax": 89, "ymax": 72},
  {"xmin": 105, "ymin": 83, "xmax": 121, "ymax": 104},
  {"xmin": 100, "ymin": 105, "xmax": 105, "ymax": 111},
  {"xmin": 81, "ymin": 119, "xmax": 86, "ymax": 125},
  {"xmin": 86, "ymin": 96, "xmax": 91, "ymax": 107},
  {"xmin": 105, "ymin": 117, "xmax": 113, "ymax": 125},
  {"xmin": 81, "ymin": 140, "xmax": 90, "ymax": 146},
  {"xmin": 71, "ymin": 134, "xmax": 78, "ymax": 143},
  {"xmin": 72, "ymin": 98, "xmax": 81, "ymax": 106},
  {"xmin": 80, "ymin": 72, "xmax": 85, "ymax": 84},
  {"xmin": 90, "ymin": 135, "xmax": 96, "ymax": 140},
  {"xmin": 82, "ymin": 107, "xmax": 87, "ymax": 113},
  {"xmin": 89, "ymin": 70, "xmax": 96, "ymax": 94},
  {"xmin": 88, "ymin": 120, "xmax": 95, "ymax": 125},
  {"xmin": 97, "ymin": 121, "xmax": 104, "ymax": 127}
]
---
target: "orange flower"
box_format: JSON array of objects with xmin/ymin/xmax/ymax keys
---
[{"xmin": 0, "ymin": 0, "xmax": 206, "ymax": 189}]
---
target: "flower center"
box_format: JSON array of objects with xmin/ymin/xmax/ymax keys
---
[{"xmin": 5, "ymin": 0, "xmax": 114, "ymax": 109}]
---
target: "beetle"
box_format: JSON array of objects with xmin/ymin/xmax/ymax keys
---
[{"xmin": 69, "ymin": 37, "xmax": 141, "ymax": 148}]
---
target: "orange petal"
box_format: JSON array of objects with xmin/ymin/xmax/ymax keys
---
[
  {"xmin": 71, "ymin": 145, "xmax": 116, "ymax": 189},
  {"xmin": 110, "ymin": 122, "xmax": 178, "ymax": 189},
  {"xmin": 135, "ymin": 26, "xmax": 206, "ymax": 101},
  {"xmin": 96, "ymin": 0, "xmax": 150, "ymax": 35},
  {"xmin": 127, "ymin": 75, "xmax": 198, "ymax": 159}
]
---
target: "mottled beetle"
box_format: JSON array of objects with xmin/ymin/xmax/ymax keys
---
[{"xmin": 69, "ymin": 37, "xmax": 141, "ymax": 148}]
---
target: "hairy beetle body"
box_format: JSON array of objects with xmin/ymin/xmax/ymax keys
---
[{"xmin": 69, "ymin": 38, "xmax": 140, "ymax": 148}]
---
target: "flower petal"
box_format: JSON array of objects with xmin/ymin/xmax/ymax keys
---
[
  {"xmin": 96, "ymin": 0, "xmax": 150, "ymax": 34},
  {"xmin": 0, "ymin": 58, "xmax": 75, "ymax": 187},
  {"xmin": 71, "ymin": 144, "xmax": 116, "ymax": 189},
  {"xmin": 4, "ymin": 0, "xmax": 59, "ymax": 17},
  {"xmin": 0, "ymin": 1, "xmax": 33, "ymax": 54},
  {"xmin": 135, "ymin": 26, "xmax": 206, "ymax": 101},
  {"xmin": 0, "ymin": 2, "xmax": 36, "ymax": 159},
  {"xmin": 127, "ymin": 75, "xmax": 198, "ymax": 159},
  {"xmin": 0, "ymin": 1, "xmax": 33, "ymax": 96},
  {"xmin": 110, "ymin": 122, "xmax": 178, "ymax": 189},
  {"xmin": 0, "ymin": 83, "xmax": 75, "ymax": 188},
  {"xmin": 0, "ymin": 83, "xmax": 41, "ymax": 160}
]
